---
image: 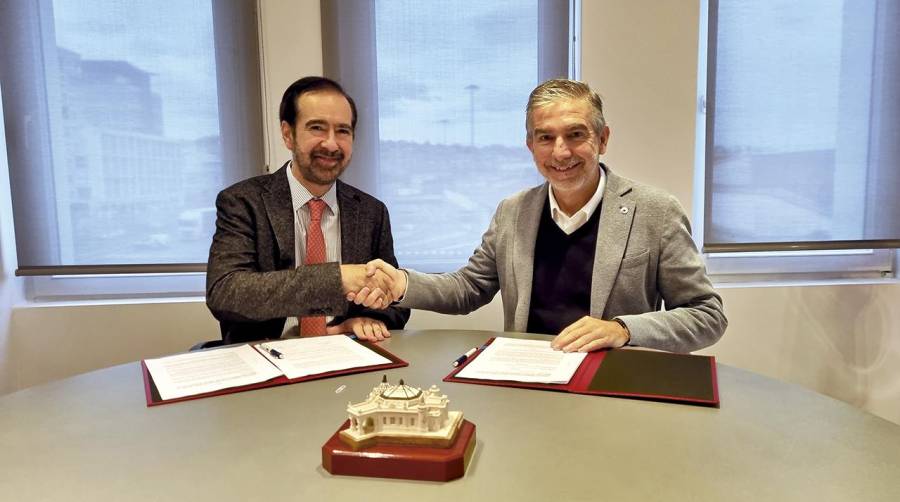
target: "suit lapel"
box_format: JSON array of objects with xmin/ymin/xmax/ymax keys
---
[
  {"xmin": 512, "ymin": 184, "xmax": 547, "ymax": 330},
  {"xmin": 591, "ymin": 170, "xmax": 635, "ymax": 318},
  {"xmin": 262, "ymin": 162, "xmax": 296, "ymax": 267},
  {"xmin": 337, "ymin": 181, "xmax": 362, "ymax": 264}
]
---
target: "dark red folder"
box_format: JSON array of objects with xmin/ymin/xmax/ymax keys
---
[
  {"xmin": 444, "ymin": 337, "xmax": 719, "ymax": 407},
  {"xmin": 142, "ymin": 341, "xmax": 407, "ymax": 407}
]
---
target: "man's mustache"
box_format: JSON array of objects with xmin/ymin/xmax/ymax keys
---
[{"xmin": 312, "ymin": 149, "xmax": 344, "ymax": 161}]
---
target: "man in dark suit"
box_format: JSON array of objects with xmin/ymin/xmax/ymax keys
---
[{"xmin": 206, "ymin": 76, "xmax": 409, "ymax": 345}]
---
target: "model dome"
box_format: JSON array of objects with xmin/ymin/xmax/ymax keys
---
[{"xmin": 379, "ymin": 379, "xmax": 423, "ymax": 400}]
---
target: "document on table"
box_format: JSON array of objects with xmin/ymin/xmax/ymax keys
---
[
  {"xmin": 456, "ymin": 337, "xmax": 587, "ymax": 384},
  {"xmin": 144, "ymin": 344, "xmax": 283, "ymax": 400},
  {"xmin": 256, "ymin": 335, "xmax": 391, "ymax": 380}
]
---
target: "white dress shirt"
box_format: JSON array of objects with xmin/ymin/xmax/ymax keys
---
[
  {"xmin": 283, "ymin": 163, "xmax": 342, "ymax": 333},
  {"xmin": 548, "ymin": 166, "xmax": 606, "ymax": 235}
]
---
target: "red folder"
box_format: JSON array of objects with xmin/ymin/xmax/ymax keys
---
[
  {"xmin": 142, "ymin": 341, "xmax": 407, "ymax": 407},
  {"xmin": 444, "ymin": 337, "xmax": 719, "ymax": 407}
]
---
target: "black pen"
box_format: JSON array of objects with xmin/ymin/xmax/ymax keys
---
[
  {"xmin": 260, "ymin": 343, "xmax": 284, "ymax": 359},
  {"xmin": 452, "ymin": 347, "xmax": 478, "ymax": 367}
]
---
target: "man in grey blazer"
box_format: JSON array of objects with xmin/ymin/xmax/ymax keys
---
[
  {"xmin": 359, "ymin": 79, "xmax": 725, "ymax": 353},
  {"xmin": 207, "ymin": 77, "xmax": 409, "ymax": 345}
]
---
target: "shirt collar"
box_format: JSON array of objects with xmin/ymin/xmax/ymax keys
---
[
  {"xmin": 286, "ymin": 161, "xmax": 338, "ymax": 214},
  {"xmin": 548, "ymin": 164, "xmax": 606, "ymax": 222}
]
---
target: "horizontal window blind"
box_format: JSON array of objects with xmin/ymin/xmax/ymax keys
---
[
  {"xmin": 0, "ymin": 0, "xmax": 264, "ymax": 275},
  {"xmin": 704, "ymin": 0, "xmax": 900, "ymax": 253}
]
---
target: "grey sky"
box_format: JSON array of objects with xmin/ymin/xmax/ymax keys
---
[
  {"xmin": 51, "ymin": 0, "xmax": 219, "ymax": 140},
  {"xmin": 375, "ymin": 0, "xmax": 538, "ymax": 147}
]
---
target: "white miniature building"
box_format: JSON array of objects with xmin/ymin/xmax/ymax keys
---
[{"xmin": 340, "ymin": 376, "xmax": 463, "ymax": 449}]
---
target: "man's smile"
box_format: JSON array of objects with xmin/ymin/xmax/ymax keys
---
[
  {"xmin": 547, "ymin": 160, "xmax": 582, "ymax": 173},
  {"xmin": 312, "ymin": 151, "xmax": 343, "ymax": 168}
]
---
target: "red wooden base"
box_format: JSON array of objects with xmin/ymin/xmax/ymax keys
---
[{"xmin": 322, "ymin": 419, "xmax": 476, "ymax": 482}]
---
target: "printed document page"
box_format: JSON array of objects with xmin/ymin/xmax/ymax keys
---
[
  {"xmin": 256, "ymin": 336, "xmax": 391, "ymax": 380},
  {"xmin": 456, "ymin": 337, "xmax": 587, "ymax": 384},
  {"xmin": 144, "ymin": 345, "xmax": 283, "ymax": 400}
]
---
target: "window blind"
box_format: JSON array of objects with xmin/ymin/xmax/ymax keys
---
[
  {"xmin": 703, "ymin": 0, "xmax": 900, "ymax": 253},
  {"xmin": 0, "ymin": 0, "xmax": 264, "ymax": 275}
]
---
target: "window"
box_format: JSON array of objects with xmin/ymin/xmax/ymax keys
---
[
  {"xmin": 323, "ymin": 0, "xmax": 574, "ymax": 271},
  {"xmin": 698, "ymin": 0, "xmax": 897, "ymax": 282},
  {"xmin": 0, "ymin": 0, "xmax": 263, "ymax": 280}
]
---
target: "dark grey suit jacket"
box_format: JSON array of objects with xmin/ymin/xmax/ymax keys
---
[
  {"xmin": 206, "ymin": 163, "xmax": 410, "ymax": 344},
  {"xmin": 401, "ymin": 166, "xmax": 726, "ymax": 353}
]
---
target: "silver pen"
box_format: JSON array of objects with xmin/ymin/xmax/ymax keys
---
[{"xmin": 259, "ymin": 343, "xmax": 284, "ymax": 359}]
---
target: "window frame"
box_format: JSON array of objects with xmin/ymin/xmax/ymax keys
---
[
  {"xmin": 1, "ymin": 0, "xmax": 263, "ymax": 278},
  {"xmin": 695, "ymin": 0, "xmax": 898, "ymax": 286},
  {"xmin": 27, "ymin": 273, "xmax": 207, "ymax": 302},
  {"xmin": 0, "ymin": 0, "xmax": 264, "ymax": 301}
]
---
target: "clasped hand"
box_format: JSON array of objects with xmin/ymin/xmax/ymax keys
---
[
  {"xmin": 339, "ymin": 259, "xmax": 406, "ymax": 309},
  {"xmin": 341, "ymin": 263, "xmax": 628, "ymax": 352}
]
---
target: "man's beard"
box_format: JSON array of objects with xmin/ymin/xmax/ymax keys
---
[{"xmin": 294, "ymin": 148, "xmax": 348, "ymax": 186}]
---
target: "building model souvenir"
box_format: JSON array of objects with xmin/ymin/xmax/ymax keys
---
[
  {"xmin": 322, "ymin": 375, "xmax": 477, "ymax": 482},
  {"xmin": 340, "ymin": 376, "xmax": 464, "ymax": 449}
]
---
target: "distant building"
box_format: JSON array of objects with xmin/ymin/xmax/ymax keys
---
[
  {"xmin": 57, "ymin": 47, "xmax": 163, "ymax": 135},
  {"xmin": 53, "ymin": 46, "xmax": 187, "ymax": 261}
]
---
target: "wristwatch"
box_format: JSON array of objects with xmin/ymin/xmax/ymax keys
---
[{"xmin": 612, "ymin": 318, "xmax": 631, "ymax": 345}]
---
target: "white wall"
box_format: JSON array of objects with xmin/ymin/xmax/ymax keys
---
[{"xmin": 1, "ymin": 0, "xmax": 898, "ymax": 426}]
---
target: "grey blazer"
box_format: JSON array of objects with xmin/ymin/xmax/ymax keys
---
[
  {"xmin": 402, "ymin": 166, "xmax": 726, "ymax": 353},
  {"xmin": 206, "ymin": 163, "xmax": 410, "ymax": 344}
]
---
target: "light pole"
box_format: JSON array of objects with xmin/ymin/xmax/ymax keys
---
[
  {"xmin": 437, "ymin": 118, "xmax": 450, "ymax": 144},
  {"xmin": 464, "ymin": 84, "xmax": 479, "ymax": 147}
]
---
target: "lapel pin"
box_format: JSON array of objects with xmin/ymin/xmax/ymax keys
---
[{"xmin": 619, "ymin": 206, "xmax": 629, "ymax": 214}]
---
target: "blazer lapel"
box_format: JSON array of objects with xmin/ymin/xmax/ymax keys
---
[
  {"xmin": 591, "ymin": 170, "xmax": 635, "ymax": 318},
  {"xmin": 511, "ymin": 184, "xmax": 547, "ymax": 331},
  {"xmin": 262, "ymin": 162, "xmax": 296, "ymax": 267},
  {"xmin": 337, "ymin": 181, "xmax": 362, "ymax": 263}
]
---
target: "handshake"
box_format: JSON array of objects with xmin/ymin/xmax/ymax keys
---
[{"xmin": 339, "ymin": 259, "xmax": 407, "ymax": 309}]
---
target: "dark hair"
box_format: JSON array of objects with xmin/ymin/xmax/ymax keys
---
[{"xmin": 278, "ymin": 76, "xmax": 358, "ymax": 132}]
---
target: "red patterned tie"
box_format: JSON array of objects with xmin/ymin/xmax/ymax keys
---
[{"xmin": 300, "ymin": 199, "xmax": 327, "ymax": 336}]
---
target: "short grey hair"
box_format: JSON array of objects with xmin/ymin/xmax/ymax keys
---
[{"xmin": 525, "ymin": 79, "xmax": 606, "ymax": 136}]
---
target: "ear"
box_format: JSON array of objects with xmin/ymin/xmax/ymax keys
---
[
  {"xmin": 597, "ymin": 126, "xmax": 610, "ymax": 155},
  {"xmin": 526, "ymin": 134, "xmax": 534, "ymax": 154},
  {"xmin": 280, "ymin": 121, "xmax": 295, "ymax": 150}
]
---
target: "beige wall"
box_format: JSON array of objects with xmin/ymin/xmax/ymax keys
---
[
  {"xmin": 1, "ymin": 0, "xmax": 898, "ymax": 426},
  {"xmin": 0, "ymin": 84, "xmax": 20, "ymax": 396},
  {"xmin": 582, "ymin": 0, "xmax": 699, "ymax": 211},
  {"xmin": 258, "ymin": 0, "xmax": 323, "ymax": 172},
  {"xmin": 7, "ymin": 300, "xmax": 219, "ymax": 389},
  {"xmin": 712, "ymin": 284, "xmax": 900, "ymax": 424}
]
